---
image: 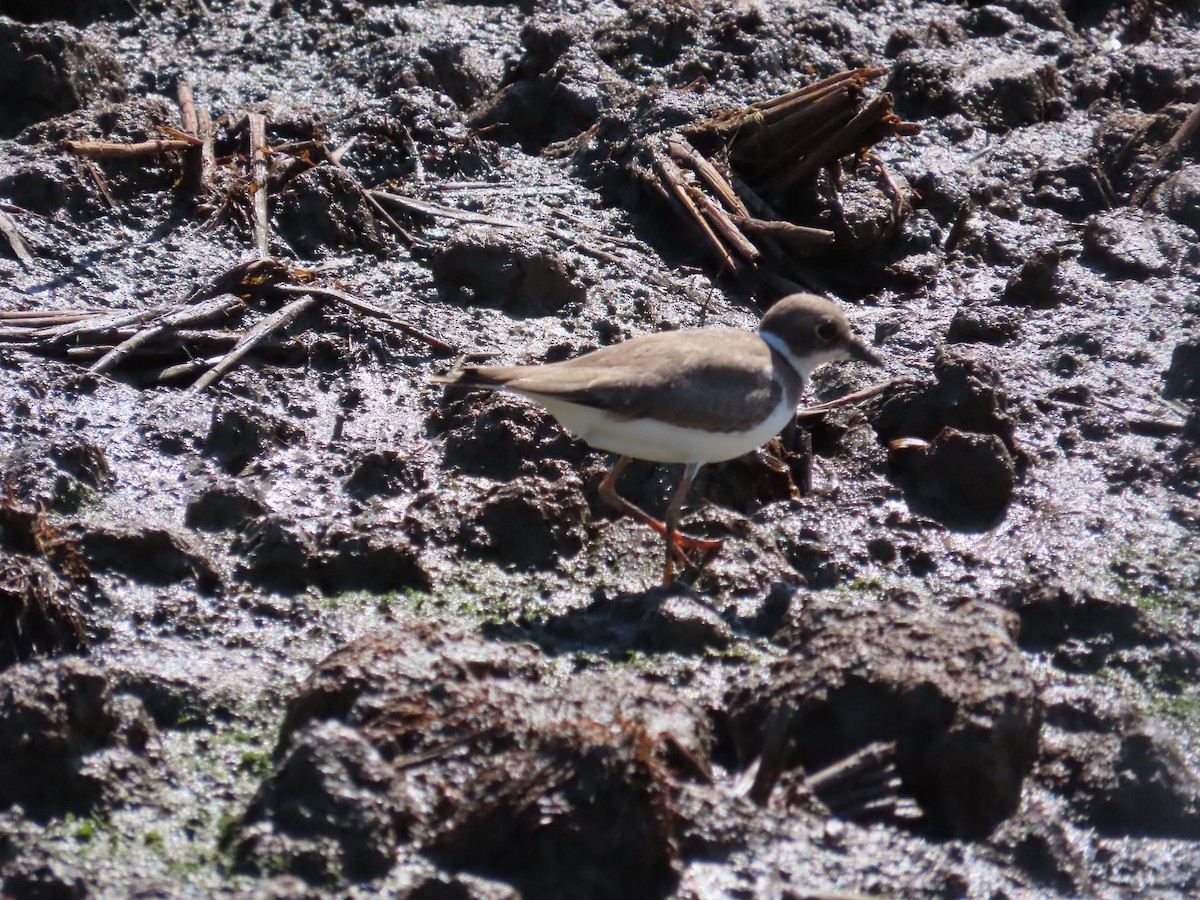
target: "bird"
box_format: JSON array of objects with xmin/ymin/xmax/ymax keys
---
[{"xmin": 432, "ymin": 293, "xmax": 883, "ymax": 583}]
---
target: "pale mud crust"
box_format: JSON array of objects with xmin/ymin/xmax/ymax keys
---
[{"xmin": 1, "ymin": 1, "xmax": 1200, "ymax": 898}]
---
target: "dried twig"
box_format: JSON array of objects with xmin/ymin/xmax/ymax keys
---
[
  {"xmin": 177, "ymin": 82, "xmax": 199, "ymax": 136},
  {"xmin": 746, "ymin": 704, "xmax": 795, "ymax": 805},
  {"xmin": 78, "ymin": 157, "xmax": 115, "ymax": 208},
  {"xmin": 805, "ymin": 741, "xmax": 901, "ymax": 820},
  {"xmin": 944, "ymin": 201, "xmax": 973, "ymax": 253},
  {"xmin": 187, "ymin": 294, "xmax": 318, "ymax": 394},
  {"xmin": 795, "ymin": 377, "xmax": 908, "ymax": 419},
  {"xmin": 38, "ymin": 306, "xmax": 172, "ymax": 346},
  {"xmin": 666, "ymin": 135, "xmax": 749, "ymax": 216},
  {"xmin": 177, "ymin": 81, "xmax": 213, "ymax": 194},
  {"xmin": 274, "ymin": 283, "xmax": 456, "ymax": 355},
  {"xmin": 65, "ymin": 139, "xmax": 194, "ymax": 159},
  {"xmin": 89, "ymin": 295, "xmax": 245, "ymax": 375}
]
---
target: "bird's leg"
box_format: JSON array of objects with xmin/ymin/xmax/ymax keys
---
[
  {"xmin": 663, "ymin": 462, "xmax": 701, "ymax": 584},
  {"xmin": 598, "ymin": 457, "xmax": 721, "ymax": 576},
  {"xmin": 599, "ymin": 457, "xmax": 691, "ymax": 569}
]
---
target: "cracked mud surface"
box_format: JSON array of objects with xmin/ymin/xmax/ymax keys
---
[{"xmin": 2, "ymin": 1, "xmax": 1200, "ymax": 897}]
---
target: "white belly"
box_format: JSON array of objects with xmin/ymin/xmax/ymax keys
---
[{"xmin": 526, "ymin": 392, "xmax": 795, "ymax": 465}]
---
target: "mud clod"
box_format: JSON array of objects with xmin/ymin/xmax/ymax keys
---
[
  {"xmin": 82, "ymin": 526, "xmax": 220, "ymax": 594},
  {"xmin": 204, "ymin": 402, "xmax": 305, "ymax": 474},
  {"xmin": 343, "ymin": 450, "xmax": 427, "ymax": 500},
  {"xmin": 728, "ymin": 596, "xmax": 1039, "ymax": 838},
  {"xmin": 1041, "ymin": 706, "xmax": 1200, "ymax": 838},
  {"xmin": 891, "ymin": 428, "xmax": 1017, "ymax": 529},
  {"xmin": 233, "ymin": 517, "xmax": 318, "ymax": 595},
  {"xmin": 1151, "ymin": 166, "xmax": 1200, "ymax": 232},
  {"xmin": 1003, "ymin": 246, "xmax": 1070, "ymax": 308},
  {"xmin": 235, "ymin": 626, "xmax": 706, "ymax": 895},
  {"xmin": 638, "ymin": 586, "xmax": 732, "ymax": 654},
  {"xmin": 953, "ymin": 55, "xmax": 1065, "ymax": 128},
  {"xmin": 0, "ymin": 657, "xmax": 153, "ymax": 815},
  {"xmin": 234, "ymin": 720, "xmax": 405, "ymax": 883},
  {"xmin": 185, "ymin": 481, "xmax": 268, "ymax": 532},
  {"xmin": 472, "ymin": 21, "xmax": 606, "ymax": 153},
  {"xmin": 0, "ymin": 495, "xmax": 90, "ymax": 668},
  {"xmin": 436, "ymin": 393, "xmax": 583, "ymax": 481},
  {"xmin": 430, "ymin": 227, "xmax": 586, "ymax": 316},
  {"xmin": 1165, "ymin": 342, "xmax": 1200, "ymax": 401},
  {"xmin": 275, "ymin": 165, "xmax": 386, "ymax": 254},
  {"xmin": 874, "ymin": 347, "xmax": 1020, "ymax": 451},
  {"xmin": 464, "ymin": 475, "xmax": 588, "ymax": 569},
  {"xmin": 315, "ymin": 524, "xmax": 431, "ymax": 594},
  {"xmin": 947, "ymin": 305, "xmax": 1021, "ymax": 345},
  {"xmin": 0, "ymin": 20, "xmax": 127, "ymax": 139},
  {"xmin": 1083, "ymin": 210, "xmax": 1178, "ymax": 278}
]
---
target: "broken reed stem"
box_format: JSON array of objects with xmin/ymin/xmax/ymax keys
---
[
  {"xmin": 805, "ymin": 741, "xmax": 896, "ymax": 795},
  {"xmin": 666, "ymin": 135, "xmax": 749, "ymax": 217},
  {"xmin": 65, "ymin": 139, "xmax": 195, "ymax": 159},
  {"xmin": 0, "ymin": 209, "xmax": 34, "ymax": 267},
  {"xmin": 747, "ymin": 704, "xmax": 795, "ymax": 806},
  {"xmin": 653, "ymin": 151, "xmax": 740, "ymax": 273},
  {"xmin": 65, "ymin": 332, "xmax": 243, "ymax": 360},
  {"xmin": 39, "ymin": 305, "xmax": 172, "ymax": 345},
  {"xmin": 78, "ymin": 158, "xmax": 115, "ymax": 208},
  {"xmin": 151, "ymin": 357, "xmax": 219, "ymax": 383},
  {"xmin": 944, "ymin": 201, "xmax": 973, "ymax": 253},
  {"xmin": 248, "ymin": 113, "xmax": 270, "ymax": 257},
  {"xmin": 749, "ymin": 67, "xmax": 883, "ymax": 116},
  {"xmin": 177, "ymin": 80, "xmax": 213, "ymax": 194},
  {"xmin": 187, "ymin": 294, "xmax": 318, "ymax": 394},
  {"xmin": 196, "ymin": 108, "xmax": 215, "ymax": 193},
  {"xmin": 772, "ymin": 94, "xmax": 898, "ymax": 192},
  {"xmin": 744, "ymin": 87, "xmax": 860, "ymax": 165},
  {"xmin": 729, "ymin": 214, "xmax": 835, "ymax": 251},
  {"xmin": 177, "ymin": 81, "xmax": 199, "ymax": 136},
  {"xmin": 0, "ymin": 310, "xmax": 105, "ymax": 323},
  {"xmin": 89, "ymin": 295, "xmax": 245, "ymax": 375},
  {"xmin": 687, "ymin": 180, "xmax": 760, "ymax": 263}
]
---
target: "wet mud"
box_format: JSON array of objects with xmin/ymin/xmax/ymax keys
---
[{"xmin": 2, "ymin": 1, "xmax": 1200, "ymax": 898}]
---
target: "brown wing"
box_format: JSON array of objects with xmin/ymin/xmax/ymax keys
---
[{"xmin": 493, "ymin": 329, "xmax": 800, "ymax": 433}]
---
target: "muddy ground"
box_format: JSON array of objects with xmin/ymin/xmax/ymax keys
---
[{"xmin": 2, "ymin": 0, "xmax": 1200, "ymax": 897}]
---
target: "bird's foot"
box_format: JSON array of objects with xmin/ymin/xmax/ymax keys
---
[
  {"xmin": 663, "ymin": 532, "xmax": 725, "ymax": 583},
  {"xmin": 673, "ymin": 531, "xmax": 724, "ymax": 553}
]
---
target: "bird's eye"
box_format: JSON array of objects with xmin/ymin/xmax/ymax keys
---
[{"xmin": 815, "ymin": 319, "xmax": 838, "ymax": 342}]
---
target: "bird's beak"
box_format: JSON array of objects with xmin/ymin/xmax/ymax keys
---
[{"xmin": 846, "ymin": 337, "xmax": 884, "ymax": 367}]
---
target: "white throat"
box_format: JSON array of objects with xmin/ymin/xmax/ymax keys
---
[{"xmin": 760, "ymin": 329, "xmax": 816, "ymax": 387}]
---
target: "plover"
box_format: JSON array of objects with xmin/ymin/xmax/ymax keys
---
[{"xmin": 434, "ymin": 293, "xmax": 882, "ymax": 582}]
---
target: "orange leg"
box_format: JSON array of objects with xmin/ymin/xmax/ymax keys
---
[{"xmin": 598, "ymin": 456, "xmax": 723, "ymax": 582}]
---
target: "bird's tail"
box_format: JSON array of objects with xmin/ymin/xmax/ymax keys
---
[{"xmin": 429, "ymin": 366, "xmax": 510, "ymax": 388}]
